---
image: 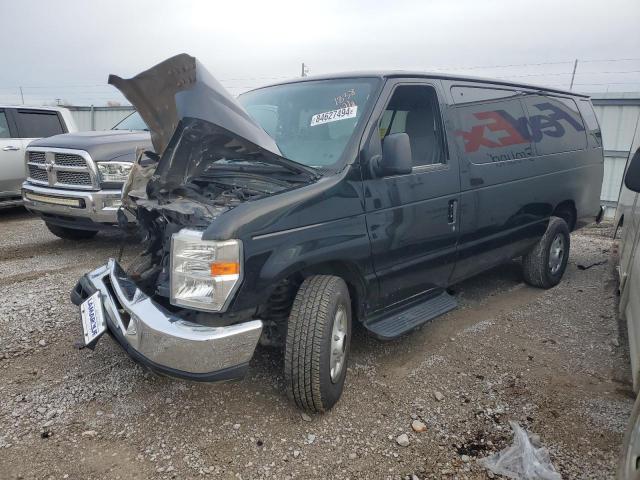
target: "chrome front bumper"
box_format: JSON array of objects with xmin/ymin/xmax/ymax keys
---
[
  {"xmin": 22, "ymin": 182, "xmax": 124, "ymax": 224},
  {"xmin": 71, "ymin": 259, "xmax": 263, "ymax": 381}
]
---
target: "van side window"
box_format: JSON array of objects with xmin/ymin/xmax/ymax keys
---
[
  {"xmin": 379, "ymin": 85, "xmax": 446, "ymax": 167},
  {"xmin": 451, "ymin": 86, "xmax": 532, "ymax": 164},
  {"xmin": 521, "ymin": 95, "xmax": 587, "ymax": 155},
  {"xmin": 577, "ymin": 99, "xmax": 602, "ymax": 147}
]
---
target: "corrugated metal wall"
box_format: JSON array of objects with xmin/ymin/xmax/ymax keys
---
[
  {"xmin": 67, "ymin": 106, "xmax": 135, "ymax": 131},
  {"xmin": 66, "ymin": 95, "xmax": 640, "ymax": 218},
  {"xmin": 592, "ymin": 94, "xmax": 640, "ymax": 217}
]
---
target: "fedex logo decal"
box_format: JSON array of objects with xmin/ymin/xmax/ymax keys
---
[{"xmin": 456, "ymin": 102, "xmax": 584, "ymax": 153}]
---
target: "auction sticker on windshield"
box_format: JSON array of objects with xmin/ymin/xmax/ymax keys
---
[
  {"xmin": 310, "ymin": 106, "xmax": 357, "ymax": 126},
  {"xmin": 80, "ymin": 291, "xmax": 107, "ymax": 345}
]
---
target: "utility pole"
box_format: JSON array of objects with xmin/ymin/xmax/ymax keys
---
[
  {"xmin": 569, "ymin": 59, "xmax": 578, "ymax": 90},
  {"xmin": 19, "ymin": 87, "xmax": 24, "ymax": 105}
]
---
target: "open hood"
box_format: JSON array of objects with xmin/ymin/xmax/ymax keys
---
[{"xmin": 108, "ymin": 53, "xmax": 281, "ymax": 159}]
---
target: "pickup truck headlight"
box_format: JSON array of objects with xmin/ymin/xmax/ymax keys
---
[
  {"xmin": 170, "ymin": 229, "xmax": 242, "ymax": 312},
  {"xmin": 96, "ymin": 161, "xmax": 133, "ymax": 183}
]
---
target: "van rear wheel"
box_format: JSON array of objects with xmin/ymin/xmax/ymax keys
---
[
  {"xmin": 284, "ymin": 275, "xmax": 352, "ymax": 413},
  {"xmin": 522, "ymin": 216, "xmax": 570, "ymax": 289},
  {"xmin": 45, "ymin": 222, "xmax": 98, "ymax": 240}
]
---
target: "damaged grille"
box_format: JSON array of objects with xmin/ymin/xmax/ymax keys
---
[{"xmin": 26, "ymin": 149, "xmax": 98, "ymax": 190}]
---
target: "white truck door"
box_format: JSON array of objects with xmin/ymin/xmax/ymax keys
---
[{"xmin": 0, "ymin": 108, "xmax": 25, "ymax": 197}]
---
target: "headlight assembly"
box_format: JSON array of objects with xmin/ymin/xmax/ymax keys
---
[
  {"xmin": 170, "ymin": 229, "xmax": 242, "ymax": 312},
  {"xmin": 96, "ymin": 161, "xmax": 133, "ymax": 183}
]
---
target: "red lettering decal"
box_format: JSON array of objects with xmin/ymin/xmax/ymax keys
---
[
  {"xmin": 476, "ymin": 111, "xmax": 527, "ymax": 147},
  {"xmin": 455, "ymin": 125, "xmax": 499, "ymax": 152}
]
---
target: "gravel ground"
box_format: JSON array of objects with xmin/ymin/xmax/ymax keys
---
[{"xmin": 0, "ymin": 208, "xmax": 633, "ymax": 480}]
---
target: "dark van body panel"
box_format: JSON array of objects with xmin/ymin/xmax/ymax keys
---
[
  {"xmin": 439, "ymin": 80, "xmax": 603, "ymax": 282},
  {"xmin": 204, "ymin": 165, "xmax": 378, "ymax": 317},
  {"xmin": 204, "ymin": 74, "xmax": 603, "ymax": 323}
]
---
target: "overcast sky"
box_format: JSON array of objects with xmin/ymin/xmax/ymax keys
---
[{"xmin": 1, "ymin": 0, "xmax": 639, "ymax": 105}]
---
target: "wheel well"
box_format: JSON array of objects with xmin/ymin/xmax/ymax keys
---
[
  {"xmin": 299, "ymin": 262, "xmax": 364, "ymax": 323},
  {"xmin": 553, "ymin": 201, "xmax": 577, "ymax": 231}
]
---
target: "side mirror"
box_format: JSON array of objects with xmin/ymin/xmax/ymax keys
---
[
  {"xmin": 625, "ymin": 148, "xmax": 640, "ymax": 193},
  {"xmin": 372, "ymin": 133, "xmax": 413, "ymax": 177}
]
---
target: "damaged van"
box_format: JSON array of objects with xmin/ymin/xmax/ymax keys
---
[{"xmin": 71, "ymin": 54, "xmax": 604, "ymax": 412}]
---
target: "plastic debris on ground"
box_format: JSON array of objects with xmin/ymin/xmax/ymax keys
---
[{"xmin": 479, "ymin": 421, "xmax": 561, "ymax": 480}]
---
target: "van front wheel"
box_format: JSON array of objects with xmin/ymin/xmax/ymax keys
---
[
  {"xmin": 522, "ymin": 216, "xmax": 570, "ymax": 289},
  {"xmin": 285, "ymin": 275, "xmax": 352, "ymax": 413}
]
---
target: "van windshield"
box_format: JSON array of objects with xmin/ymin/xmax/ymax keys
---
[{"xmin": 239, "ymin": 78, "xmax": 379, "ymax": 169}]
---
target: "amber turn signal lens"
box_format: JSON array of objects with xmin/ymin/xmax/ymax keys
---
[{"xmin": 210, "ymin": 262, "xmax": 240, "ymax": 276}]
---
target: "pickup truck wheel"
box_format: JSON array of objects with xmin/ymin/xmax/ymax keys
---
[
  {"xmin": 285, "ymin": 275, "xmax": 352, "ymax": 413},
  {"xmin": 45, "ymin": 222, "xmax": 98, "ymax": 240},
  {"xmin": 522, "ymin": 216, "xmax": 570, "ymax": 289}
]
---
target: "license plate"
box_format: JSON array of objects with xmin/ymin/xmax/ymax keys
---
[
  {"xmin": 80, "ymin": 291, "xmax": 107, "ymax": 345},
  {"xmin": 25, "ymin": 191, "xmax": 81, "ymax": 207}
]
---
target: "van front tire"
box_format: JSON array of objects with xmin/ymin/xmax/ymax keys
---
[
  {"xmin": 45, "ymin": 222, "xmax": 98, "ymax": 240},
  {"xmin": 285, "ymin": 275, "xmax": 352, "ymax": 413},
  {"xmin": 522, "ymin": 216, "xmax": 570, "ymax": 289}
]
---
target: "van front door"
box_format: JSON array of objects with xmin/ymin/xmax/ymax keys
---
[{"xmin": 362, "ymin": 81, "xmax": 460, "ymax": 309}]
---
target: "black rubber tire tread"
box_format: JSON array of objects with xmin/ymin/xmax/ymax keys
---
[
  {"xmin": 284, "ymin": 275, "xmax": 350, "ymax": 413},
  {"xmin": 522, "ymin": 216, "xmax": 570, "ymax": 289},
  {"xmin": 45, "ymin": 222, "xmax": 98, "ymax": 240}
]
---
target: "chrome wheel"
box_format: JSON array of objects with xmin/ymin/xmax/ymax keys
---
[
  {"xmin": 330, "ymin": 306, "xmax": 347, "ymax": 383},
  {"xmin": 548, "ymin": 233, "xmax": 565, "ymax": 275}
]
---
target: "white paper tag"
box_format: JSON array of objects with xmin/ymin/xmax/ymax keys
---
[
  {"xmin": 80, "ymin": 291, "xmax": 107, "ymax": 345},
  {"xmin": 310, "ymin": 106, "xmax": 358, "ymax": 126}
]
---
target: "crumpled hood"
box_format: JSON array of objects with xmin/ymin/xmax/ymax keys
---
[{"xmin": 108, "ymin": 53, "xmax": 281, "ymax": 158}]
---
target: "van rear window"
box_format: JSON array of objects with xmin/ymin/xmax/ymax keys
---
[
  {"xmin": 521, "ymin": 95, "xmax": 587, "ymax": 155},
  {"xmin": 577, "ymin": 99, "xmax": 602, "ymax": 147}
]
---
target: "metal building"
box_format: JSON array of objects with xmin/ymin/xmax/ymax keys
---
[
  {"xmin": 592, "ymin": 93, "xmax": 640, "ymax": 217},
  {"xmin": 67, "ymin": 105, "xmax": 135, "ymax": 131}
]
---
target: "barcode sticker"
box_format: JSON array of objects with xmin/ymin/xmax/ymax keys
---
[{"xmin": 310, "ymin": 106, "xmax": 357, "ymax": 126}]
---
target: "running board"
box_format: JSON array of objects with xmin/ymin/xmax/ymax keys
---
[{"xmin": 365, "ymin": 291, "xmax": 457, "ymax": 340}]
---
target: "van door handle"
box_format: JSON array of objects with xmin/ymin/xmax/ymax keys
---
[
  {"xmin": 2, "ymin": 145, "xmax": 20, "ymax": 151},
  {"xmin": 448, "ymin": 199, "xmax": 458, "ymax": 224}
]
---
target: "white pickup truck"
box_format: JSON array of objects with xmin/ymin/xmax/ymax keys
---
[{"xmin": 0, "ymin": 105, "xmax": 77, "ymax": 208}]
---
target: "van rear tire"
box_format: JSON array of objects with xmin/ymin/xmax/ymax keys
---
[
  {"xmin": 45, "ymin": 222, "xmax": 98, "ymax": 240},
  {"xmin": 284, "ymin": 275, "xmax": 352, "ymax": 413},
  {"xmin": 522, "ymin": 216, "xmax": 570, "ymax": 289}
]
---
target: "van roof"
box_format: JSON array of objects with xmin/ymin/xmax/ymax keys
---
[{"xmin": 250, "ymin": 71, "xmax": 590, "ymax": 99}]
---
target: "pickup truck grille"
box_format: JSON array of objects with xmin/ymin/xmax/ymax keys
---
[{"xmin": 26, "ymin": 149, "xmax": 98, "ymax": 190}]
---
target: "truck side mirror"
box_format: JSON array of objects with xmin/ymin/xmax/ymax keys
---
[
  {"xmin": 625, "ymin": 148, "xmax": 640, "ymax": 193},
  {"xmin": 372, "ymin": 133, "xmax": 413, "ymax": 177}
]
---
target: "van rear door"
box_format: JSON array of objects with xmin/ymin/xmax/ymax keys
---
[{"xmin": 361, "ymin": 79, "xmax": 460, "ymax": 309}]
